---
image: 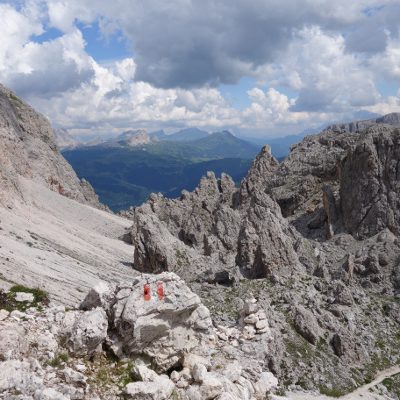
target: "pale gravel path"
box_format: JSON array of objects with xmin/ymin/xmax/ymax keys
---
[
  {"xmin": 282, "ymin": 366, "xmax": 400, "ymax": 400},
  {"xmin": 0, "ymin": 177, "xmax": 138, "ymax": 306}
]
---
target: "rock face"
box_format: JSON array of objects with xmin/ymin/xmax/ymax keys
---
[
  {"xmin": 131, "ymin": 147, "xmax": 302, "ymax": 281},
  {"xmin": 81, "ymin": 272, "xmax": 213, "ymax": 372},
  {"xmin": 0, "ymin": 84, "xmax": 105, "ymax": 209},
  {"xmin": 340, "ymin": 126, "xmax": 400, "ymax": 238}
]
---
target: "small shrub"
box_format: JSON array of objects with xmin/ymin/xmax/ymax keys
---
[{"xmin": 47, "ymin": 352, "xmax": 69, "ymax": 368}]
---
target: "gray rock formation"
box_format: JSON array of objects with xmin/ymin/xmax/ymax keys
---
[
  {"xmin": 340, "ymin": 126, "xmax": 400, "ymax": 238},
  {"xmin": 3, "ymin": 82, "xmax": 400, "ymax": 399},
  {"xmin": 131, "ymin": 149, "xmax": 303, "ymax": 282},
  {"xmin": 0, "ymin": 84, "xmax": 105, "ymax": 209},
  {"xmin": 81, "ymin": 272, "xmax": 213, "ymax": 372},
  {"xmin": 327, "ymin": 112, "xmax": 400, "ymax": 133}
]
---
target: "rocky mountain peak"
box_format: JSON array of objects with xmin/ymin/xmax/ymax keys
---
[
  {"xmin": 375, "ymin": 112, "xmax": 400, "ymax": 125},
  {"xmin": 117, "ymin": 129, "xmax": 151, "ymax": 146}
]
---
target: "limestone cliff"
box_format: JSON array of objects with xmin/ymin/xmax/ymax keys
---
[{"xmin": 0, "ymin": 84, "xmax": 105, "ymax": 209}]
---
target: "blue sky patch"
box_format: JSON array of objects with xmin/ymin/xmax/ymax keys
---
[{"xmin": 76, "ymin": 20, "xmax": 131, "ymax": 62}]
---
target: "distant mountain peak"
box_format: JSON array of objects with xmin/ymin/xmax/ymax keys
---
[
  {"xmin": 116, "ymin": 129, "xmax": 152, "ymax": 146},
  {"xmin": 211, "ymin": 130, "xmax": 235, "ymax": 137}
]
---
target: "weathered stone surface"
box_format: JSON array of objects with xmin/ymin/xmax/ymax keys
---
[
  {"xmin": 61, "ymin": 308, "xmax": 108, "ymax": 357},
  {"xmin": 132, "ymin": 364, "xmax": 160, "ymax": 382},
  {"xmin": 254, "ymin": 372, "xmax": 279, "ymax": 397},
  {"xmin": 200, "ymin": 372, "xmax": 224, "ymax": 400},
  {"xmin": 81, "ymin": 272, "xmax": 213, "ymax": 372},
  {"xmin": 293, "ymin": 306, "xmax": 322, "ymax": 345},
  {"xmin": 192, "ymin": 363, "xmax": 208, "ymax": 383},
  {"xmin": 322, "ymin": 186, "xmax": 339, "ymax": 238},
  {"xmin": 0, "ymin": 322, "xmax": 28, "ymax": 360},
  {"xmin": 35, "ymin": 388, "xmax": 69, "ymax": 400},
  {"xmin": 340, "ymin": 127, "xmax": 400, "ymax": 238},
  {"xmin": 0, "ymin": 309, "xmax": 9, "ymax": 321},
  {"xmin": 331, "ymin": 333, "xmax": 345, "ymax": 357},
  {"xmin": 124, "ymin": 374, "xmax": 175, "ymax": 399},
  {"xmin": 0, "ymin": 360, "xmax": 42, "ymax": 393},
  {"xmin": 15, "ymin": 292, "xmax": 35, "ymax": 302},
  {"xmin": 79, "ymin": 281, "xmax": 116, "ymax": 312}
]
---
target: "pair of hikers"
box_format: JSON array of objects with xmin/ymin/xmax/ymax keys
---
[{"xmin": 144, "ymin": 281, "xmax": 164, "ymax": 301}]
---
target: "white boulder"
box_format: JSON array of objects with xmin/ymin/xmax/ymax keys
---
[
  {"xmin": 85, "ymin": 272, "xmax": 213, "ymax": 372},
  {"xmin": 124, "ymin": 374, "xmax": 175, "ymax": 399},
  {"xmin": 61, "ymin": 308, "xmax": 108, "ymax": 357},
  {"xmin": 15, "ymin": 292, "xmax": 35, "ymax": 302}
]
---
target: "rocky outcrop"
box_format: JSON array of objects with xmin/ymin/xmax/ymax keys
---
[
  {"xmin": 340, "ymin": 126, "xmax": 400, "ymax": 238},
  {"xmin": 327, "ymin": 112, "xmax": 400, "ymax": 134},
  {"xmin": 81, "ymin": 272, "xmax": 213, "ymax": 372},
  {"xmin": 0, "ymin": 83, "xmax": 105, "ymax": 209},
  {"xmin": 131, "ymin": 151, "xmax": 302, "ymax": 281}
]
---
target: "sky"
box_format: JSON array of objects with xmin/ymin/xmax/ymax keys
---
[{"xmin": 1, "ymin": 0, "xmax": 400, "ymax": 139}]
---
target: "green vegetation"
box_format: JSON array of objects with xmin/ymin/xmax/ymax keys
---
[
  {"xmin": 91, "ymin": 359, "xmax": 135, "ymax": 389},
  {"xmin": 47, "ymin": 352, "xmax": 69, "ymax": 368},
  {"xmin": 171, "ymin": 389, "xmax": 182, "ymax": 400},
  {"xmin": 0, "ymin": 284, "xmax": 49, "ymax": 312},
  {"xmin": 364, "ymin": 355, "xmax": 391, "ymax": 384},
  {"xmin": 381, "ymin": 373, "xmax": 400, "ymax": 398},
  {"xmin": 9, "ymin": 93, "xmax": 23, "ymax": 105},
  {"xmin": 318, "ymin": 385, "xmax": 347, "ymax": 397}
]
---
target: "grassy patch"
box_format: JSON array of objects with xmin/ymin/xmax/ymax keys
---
[
  {"xmin": 88, "ymin": 353, "xmax": 135, "ymax": 390},
  {"xmin": 284, "ymin": 335, "xmax": 315, "ymax": 361},
  {"xmin": 95, "ymin": 361, "xmax": 135, "ymax": 388},
  {"xmin": 47, "ymin": 352, "xmax": 69, "ymax": 368},
  {"xmin": 381, "ymin": 373, "xmax": 400, "ymax": 398},
  {"xmin": 318, "ymin": 385, "xmax": 347, "ymax": 397},
  {"xmin": 0, "ymin": 285, "xmax": 49, "ymax": 312}
]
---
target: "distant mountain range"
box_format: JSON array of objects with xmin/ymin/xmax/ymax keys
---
[
  {"xmin": 58, "ymin": 112, "xmax": 393, "ymax": 210},
  {"xmin": 62, "ymin": 129, "xmax": 261, "ymax": 210},
  {"xmin": 55, "ymin": 127, "xmax": 212, "ymax": 150}
]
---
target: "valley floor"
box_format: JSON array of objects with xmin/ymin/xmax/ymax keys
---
[{"xmin": 0, "ymin": 177, "xmax": 137, "ymax": 306}]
